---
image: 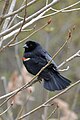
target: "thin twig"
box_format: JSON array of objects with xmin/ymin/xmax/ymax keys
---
[
  {"xmin": 58, "ymin": 66, "xmax": 69, "ymax": 72},
  {"xmin": 0, "ymin": 0, "xmax": 59, "ymax": 39},
  {"xmin": 41, "ymin": 1, "xmax": 80, "ymax": 19},
  {"xmin": 46, "ymin": 106, "xmax": 58, "ymax": 120},
  {"xmin": 18, "ymin": 80, "xmax": 80, "ymax": 120},
  {"xmin": 0, "ymin": 0, "xmax": 9, "ymax": 25},
  {"xmin": 62, "ymin": 8, "xmax": 80, "ymax": 12},
  {"xmin": 0, "ymin": 0, "xmax": 79, "ymax": 41},
  {"xmin": 9, "ymin": 20, "xmax": 51, "ymax": 47},
  {"xmin": 0, "ymin": 77, "xmax": 14, "ymax": 119},
  {"xmin": 2, "ymin": 0, "xmax": 78, "ymax": 43},
  {"xmin": 0, "ymin": 78, "xmax": 38, "ymax": 107},
  {"xmin": 0, "ymin": 0, "xmax": 17, "ymax": 47},
  {"xmin": 1, "ymin": 0, "xmax": 9, "ymax": 15},
  {"xmin": 0, "ymin": 1, "xmax": 27, "ymax": 52},
  {"xmin": 0, "ymin": 19, "xmax": 51, "ymax": 52},
  {"xmin": 58, "ymin": 50, "xmax": 80, "ymax": 68},
  {"xmin": 46, "ymin": 0, "xmax": 49, "ymax": 6},
  {"xmin": 3, "ymin": 0, "xmax": 37, "ymax": 19},
  {"xmin": 0, "ymin": 102, "xmax": 13, "ymax": 116},
  {"xmin": 0, "ymin": 0, "xmax": 37, "ymax": 25},
  {"xmin": 15, "ymin": 94, "xmax": 32, "ymax": 120}
]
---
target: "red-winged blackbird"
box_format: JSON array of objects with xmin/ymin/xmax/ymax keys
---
[{"xmin": 22, "ymin": 41, "xmax": 71, "ymax": 91}]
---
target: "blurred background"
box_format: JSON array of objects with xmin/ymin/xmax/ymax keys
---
[{"xmin": 0, "ymin": 0, "xmax": 80, "ymax": 120}]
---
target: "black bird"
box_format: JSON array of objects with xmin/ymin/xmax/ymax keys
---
[{"xmin": 22, "ymin": 41, "xmax": 71, "ymax": 91}]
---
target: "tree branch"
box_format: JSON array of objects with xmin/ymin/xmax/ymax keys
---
[
  {"xmin": 0, "ymin": 1, "xmax": 27, "ymax": 52},
  {"xmin": 0, "ymin": 0, "xmax": 9, "ymax": 25},
  {"xmin": 58, "ymin": 50, "xmax": 80, "ymax": 69},
  {"xmin": 0, "ymin": 102, "xmax": 13, "ymax": 116},
  {"xmin": 41, "ymin": 1, "xmax": 80, "ymax": 18},
  {"xmin": 0, "ymin": 0, "xmax": 59, "ymax": 39},
  {"xmin": 2, "ymin": 0, "xmax": 37, "ymax": 19},
  {"xmin": 17, "ymin": 80, "xmax": 80, "ymax": 120}
]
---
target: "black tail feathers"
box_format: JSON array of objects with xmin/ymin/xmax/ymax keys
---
[{"xmin": 43, "ymin": 71, "xmax": 71, "ymax": 91}]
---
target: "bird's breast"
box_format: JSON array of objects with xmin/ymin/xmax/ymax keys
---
[{"xmin": 23, "ymin": 58, "xmax": 42, "ymax": 75}]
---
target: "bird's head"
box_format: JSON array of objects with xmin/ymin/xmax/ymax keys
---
[{"xmin": 23, "ymin": 41, "xmax": 40, "ymax": 52}]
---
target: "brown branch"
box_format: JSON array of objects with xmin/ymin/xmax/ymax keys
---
[
  {"xmin": 0, "ymin": 0, "xmax": 37, "ymax": 25},
  {"xmin": 0, "ymin": 1, "xmax": 27, "ymax": 52},
  {"xmin": 0, "ymin": 0, "xmax": 9, "ymax": 25},
  {"xmin": 58, "ymin": 50, "xmax": 80, "ymax": 69},
  {"xmin": 46, "ymin": 106, "xmax": 58, "ymax": 120},
  {"xmin": 9, "ymin": 19, "xmax": 51, "ymax": 47},
  {"xmin": 0, "ymin": 19, "xmax": 51, "ymax": 52},
  {"xmin": 0, "ymin": 78, "xmax": 38, "ymax": 107},
  {"xmin": 3, "ymin": 0, "xmax": 37, "ymax": 19},
  {"xmin": 1, "ymin": 0, "xmax": 9, "ymax": 15},
  {"xmin": 0, "ymin": 0, "xmax": 59, "ymax": 39},
  {"xmin": 0, "ymin": 102, "xmax": 13, "ymax": 116},
  {"xmin": 18, "ymin": 80, "xmax": 80, "ymax": 120}
]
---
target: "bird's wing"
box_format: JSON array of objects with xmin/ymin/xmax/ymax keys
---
[
  {"xmin": 33, "ymin": 54, "xmax": 47, "ymax": 67},
  {"xmin": 34, "ymin": 47, "xmax": 58, "ymax": 70},
  {"xmin": 44, "ymin": 52, "xmax": 58, "ymax": 69}
]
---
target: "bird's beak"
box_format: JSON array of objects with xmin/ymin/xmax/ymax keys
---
[{"xmin": 23, "ymin": 44, "xmax": 28, "ymax": 48}]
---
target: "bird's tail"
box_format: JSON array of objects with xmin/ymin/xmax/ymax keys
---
[{"xmin": 43, "ymin": 70, "xmax": 71, "ymax": 91}]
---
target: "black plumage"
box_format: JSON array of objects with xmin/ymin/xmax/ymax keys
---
[{"xmin": 22, "ymin": 41, "xmax": 71, "ymax": 91}]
